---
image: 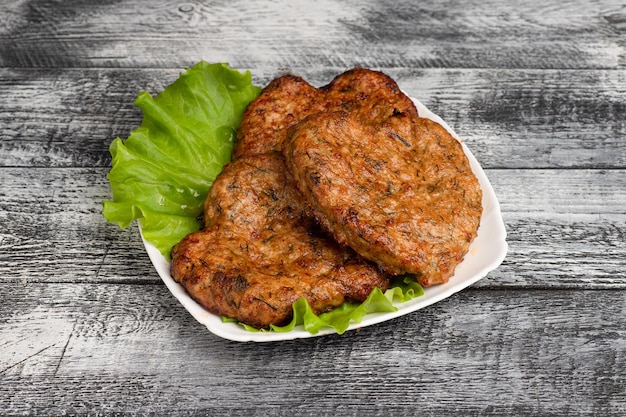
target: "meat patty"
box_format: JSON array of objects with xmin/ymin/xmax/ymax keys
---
[
  {"xmin": 282, "ymin": 111, "xmax": 482, "ymax": 287},
  {"xmin": 232, "ymin": 68, "xmax": 418, "ymax": 160},
  {"xmin": 170, "ymin": 152, "xmax": 390, "ymax": 329},
  {"xmin": 233, "ymin": 75, "xmax": 324, "ymax": 160}
]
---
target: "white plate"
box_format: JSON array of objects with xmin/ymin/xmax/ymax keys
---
[{"xmin": 141, "ymin": 97, "xmax": 508, "ymax": 342}]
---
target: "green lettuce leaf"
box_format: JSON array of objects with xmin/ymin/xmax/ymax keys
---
[
  {"xmin": 225, "ymin": 275, "xmax": 424, "ymax": 334},
  {"xmin": 103, "ymin": 61, "xmax": 262, "ymax": 257}
]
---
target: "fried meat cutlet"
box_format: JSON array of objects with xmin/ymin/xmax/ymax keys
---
[
  {"xmin": 233, "ymin": 75, "xmax": 324, "ymax": 160},
  {"xmin": 170, "ymin": 152, "xmax": 390, "ymax": 329},
  {"xmin": 282, "ymin": 111, "xmax": 482, "ymax": 287},
  {"xmin": 232, "ymin": 68, "xmax": 418, "ymax": 160}
]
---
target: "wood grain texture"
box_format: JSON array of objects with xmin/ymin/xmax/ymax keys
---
[
  {"xmin": 0, "ymin": 168, "xmax": 624, "ymax": 288},
  {"xmin": 1, "ymin": 67, "xmax": 625, "ymax": 169},
  {"xmin": 0, "ymin": 167, "xmax": 156, "ymax": 284},
  {"xmin": 0, "ymin": 283, "xmax": 624, "ymax": 416},
  {"xmin": 0, "ymin": 0, "xmax": 624, "ymax": 70},
  {"xmin": 1, "ymin": 0, "xmax": 625, "ymax": 415}
]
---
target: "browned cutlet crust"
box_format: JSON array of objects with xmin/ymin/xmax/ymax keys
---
[
  {"xmin": 170, "ymin": 152, "xmax": 390, "ymax": 329},
  {"xmin": 282, "ymin": 111, "xmax": 483, "ymax": 287},
  {"xmin": 232, "ymin": 68, "xmax": 418, "ymax": 160},
  {"xmin": 232, "ymin": 75, "xmax": 324, "ymax": 160}
]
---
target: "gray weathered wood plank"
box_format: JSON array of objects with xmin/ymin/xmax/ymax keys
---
[
  {"xmin": 1, "ymin": 283, "xmax": 624, "ymax": 416},
  {"xmin": 1, "ymin": 67, "xmax": 625, "ymax": 169},
  {"xmin": 0, "ymin": 0, "xmax": 624, "ymax": 70},
  {"xmin": 1, "ymin": 168, "xmax": 625, "ymax": 288}
]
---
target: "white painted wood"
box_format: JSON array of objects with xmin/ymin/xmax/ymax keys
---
[
  {"xmin": 1, "ymin": 68, "xmax": 625, "ymax": 168},
  {"xmin": 0, "ymin": 0, "xmax": 623, "ymax": 69},
  {"xmin": 1, "ymin": 283, "xmax": 624, "ymax": 415}
]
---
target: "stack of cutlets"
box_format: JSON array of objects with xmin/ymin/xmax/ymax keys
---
[{"xmin": 171, "ymin": 69, "xmax": 482, "ymax": 329}]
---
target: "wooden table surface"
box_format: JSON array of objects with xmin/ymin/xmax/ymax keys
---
[{"xmin": 1, "ymin": 0, "xmax": 625, "ymax": 415}]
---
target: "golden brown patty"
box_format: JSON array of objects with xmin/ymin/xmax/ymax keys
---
[
  {"xmin": 170, "ymin": 152, "xmax": 390, "ymax": 329},
  {"xmin": 232, "ymin": 68, "xmax": 418, "ymax": 160},
  {"xmin": 283, "ymin": 111, "xmax": 482, "ymax": 287}
]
